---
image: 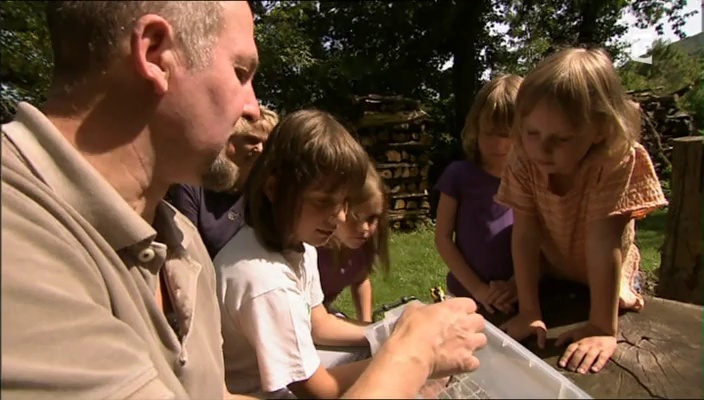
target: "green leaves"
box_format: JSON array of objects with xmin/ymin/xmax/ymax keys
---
[
  {"xmin": 0, "ymin": 0, "xmax": 51, "ymax": 122},
  {"xmin": 0, "ymin": 0, "xmax": 697, "ymax": 131}
]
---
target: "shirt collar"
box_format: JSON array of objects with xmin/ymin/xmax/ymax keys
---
[{"xmin": 3, "ymin": 102, "xmax": 165, "ymax": 251}]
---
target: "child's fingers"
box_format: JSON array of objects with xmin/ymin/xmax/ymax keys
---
[
  {"xmin": 590, "ymin": 352, "xmax": 610, "ymax": 373},
  {"xmin": 485, "ymin": 288, "xmax": 503, "ymax": 305},
  {"xmin": 498, "ymin": 303, "xmax": 514, "ymax": 315},
  {"xmin": 494, "ymin": 291, "xmax": 514, "ymax": 306},
  {"xmin": 576, "ymin": 347, "xmax": 601, "ymax": 374},
  {"xmin": 536, "ymin": 327, "xmax": 547, "ymax": 350},
  {"xmin": 558, "ymin": 339, "xmax": 579, "ymax": 367},
  {"xmin": 480, "ymin": 300, "xmax": 495, "ymax": 314},
  {"xmin": 490, "ymin": 297, "xmax": 513, "ymax": 314}
]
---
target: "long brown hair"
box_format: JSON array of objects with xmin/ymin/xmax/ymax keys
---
[{"xmin": 243, "ymin": 109, "xmax": 369, "ymax": 253}]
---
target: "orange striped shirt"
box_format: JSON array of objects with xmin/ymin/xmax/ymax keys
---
[{"xmin": 495, "ymin": 142, "xmax": 667, "ymax": 311}]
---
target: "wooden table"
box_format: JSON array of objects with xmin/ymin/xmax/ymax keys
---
[{"xmin": 481, "ymin": 281, "xmax": 703, "ymax": 399}]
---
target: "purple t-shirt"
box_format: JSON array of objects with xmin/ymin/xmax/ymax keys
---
[
  {"xmin": 169, "ymin": 184, "xmax": 244, "ymax": 259},
  {"xmin": 316, "ymin": 246, "xmax": 372, "ymax": 305},
  {"xmin": 434, "ymin": 160, "xmax": 514, "ymax": 298}
]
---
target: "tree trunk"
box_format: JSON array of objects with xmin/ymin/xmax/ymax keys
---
[
  {"xmin": 450, "ymin": 0, "xmax": 489, "ymax": 139},
  {"xmin": 657, "ymin": 136, "xmax": 703, "ymax": 305},
  {"xmin": 576, "ymin": 0, "xmax": 600, "ymax": 45}
]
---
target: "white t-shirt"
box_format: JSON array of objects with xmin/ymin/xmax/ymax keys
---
[{"xmin": 213, "ymin": 225, "xmax": 325, "ymax": 397}]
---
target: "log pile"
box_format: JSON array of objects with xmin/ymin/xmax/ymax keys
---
[
  {"xmin": 349, "ymin": 95, "xmax": 433, "ymax": 231},
  {"xmin": 629, "ymin": 87, "xmax": 696, "ymax": 179}
]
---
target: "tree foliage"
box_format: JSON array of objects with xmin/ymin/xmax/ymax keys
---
[
  {"xmin": 619, "ymin": 38, "xmax": 702, "ymax": 94},
  {"xmin": 1, "ymin": 0, "xmax": 698, "ymax": 135},
  {"xmin": 0, "ymin": 0, "xmax": 51, "ymax": 121}
]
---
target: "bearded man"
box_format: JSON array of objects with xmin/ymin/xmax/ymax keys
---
[{"xmin": 169, "ymin": 105, "xmax": 278, "ymax": 258}]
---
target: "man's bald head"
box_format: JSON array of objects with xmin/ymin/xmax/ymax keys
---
[{"xmin": 45, "ymin": 1, "xmax": 226, "ymax": 94}]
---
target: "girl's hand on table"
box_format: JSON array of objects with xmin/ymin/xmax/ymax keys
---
[{"xmin": 556, "ymin": 323, "xmax": 617, "ymax": 374}]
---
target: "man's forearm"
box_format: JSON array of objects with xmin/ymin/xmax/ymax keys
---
[{"xmin": 341, "ymin": 335, "xmax": 430, "ymax": 399}]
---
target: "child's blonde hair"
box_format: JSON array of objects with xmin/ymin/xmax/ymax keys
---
[
  {"xmin": 328, "ymin": 161, "xmax": 391, "ymax": 278},
  {"xmin": 461, "ymin": 74, "xmax": 523, "ymax": 162},
  {"xmin": 513, "ymin": 47, "xmax": 640, "ymax": 160},
  {"xmin": 231, "ymin": 105, "xmax": 279, "ymax": 138},
  {"xmin": 244, "ymin": 109, "xmax": 369, "ymax": 253}
]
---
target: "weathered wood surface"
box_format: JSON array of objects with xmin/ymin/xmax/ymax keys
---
[
  {"xmin": 657, "ymin": 136, "xmax": 703, "ymax": 305},
  {"xmin": 482, "ymin": 281, "xmax": 703, "ymax": 399}
]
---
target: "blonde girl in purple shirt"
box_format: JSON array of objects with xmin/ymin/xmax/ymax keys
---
[{"xmin": 434, "ymin": 74, "xmax": 523, "ymax": 314}]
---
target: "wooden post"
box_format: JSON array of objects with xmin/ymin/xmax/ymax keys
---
[{"xmin": 657, "ymin": 136, "xmax": 703, "ymax": 305}]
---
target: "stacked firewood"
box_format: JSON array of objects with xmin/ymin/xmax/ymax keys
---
[
  {"xmin": 629, "ymin": 87, "xmax": 696, "ymax": 179},
  {"xmin": 349, "ymin": 95, "xmax": 433, "ymax": 230}
]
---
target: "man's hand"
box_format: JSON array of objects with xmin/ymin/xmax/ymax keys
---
[
  {"xmin": 556, "ymin": 323, "xmax": 617, "ymax": 374},
  {"xmin": 391, "ymin": 297, "xmax": 488, "ymax": 379}
]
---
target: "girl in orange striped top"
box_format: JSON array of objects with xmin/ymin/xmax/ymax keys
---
[{"xmin": 495, "ymin": 47, "xmax": 667, "ymax": 376}]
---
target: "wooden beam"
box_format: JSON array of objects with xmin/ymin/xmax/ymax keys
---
[{"xmin": 657, "ymin": 136, "xmax": 703, "ymax": 305}]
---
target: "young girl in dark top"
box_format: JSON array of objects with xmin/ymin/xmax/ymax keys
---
[
  {"xmin": 317, "ymin": 161, "xmax": 390, "ymax": 323},
  {"xmin": 434, "ymin": 74, "xmax": 523, "ymax": 314}
]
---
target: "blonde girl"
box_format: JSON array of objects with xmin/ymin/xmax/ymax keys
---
[
  {"xmin": 496, "ymin": 47, "xmax": 667, "ymax": 375},
  {"xmin": 213, "ymin": 110, "xmax": 373, "ymax": 399},
  {"xmin": 435, "ymin": 74, "xmax": 523, "ymax": 314},
  {"xmin": 317, "ymin": 161, "xmax": 391, "ymax": 323}
]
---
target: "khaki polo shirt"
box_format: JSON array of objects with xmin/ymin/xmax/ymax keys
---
[{"xmin": 1, "ymin": 103, "xmax": 224, "ymax": 399}]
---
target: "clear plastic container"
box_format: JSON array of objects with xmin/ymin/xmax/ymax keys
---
[{"xmin": 364, "ymin": 303, "xmax": 593, "ymax": 399}]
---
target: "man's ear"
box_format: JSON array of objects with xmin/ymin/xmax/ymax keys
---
[
  {"xmin": 264, "ymin": 176, "xmax": 276, "ymax": 202},
  {"xmin": 130, "ymin": 14, "xmax": 179, "ymax": 95}
]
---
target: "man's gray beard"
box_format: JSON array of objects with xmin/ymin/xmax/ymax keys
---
[{"xmin": 201, "ymin": 153, "xmax": 239, "ymax": 193}]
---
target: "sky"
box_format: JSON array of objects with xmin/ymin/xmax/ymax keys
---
[{"xmin": 621, "ymin": 0, "xmax": 702, "ymax": 60}]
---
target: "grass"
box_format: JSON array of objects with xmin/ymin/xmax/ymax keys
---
[{"xmin": 332, "ymin": 209, "xmax": 669, "ymax": 316}]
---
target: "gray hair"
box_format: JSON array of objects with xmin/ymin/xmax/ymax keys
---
[{"xmin": 46, "ymin": 1, "xmax": 224, "ymax": 92}]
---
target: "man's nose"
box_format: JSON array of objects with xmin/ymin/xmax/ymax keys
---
[{"xmin": 241, "ymin": 83, "xmax": 260, "ymax": 122}]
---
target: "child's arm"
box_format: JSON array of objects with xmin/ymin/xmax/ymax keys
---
[
  {"xmin": 499, "ymin": 210, "xmax": 548, "ymax": 348},
  {"xmin": 310, "ymin": 304, "xmax": 368, "ymax": 346},
  {"xmin": 556, "ymin": 144, "xmax": 667, "ymax": 374},
  {"xmin": 584, "ymin": 216, "xmax": 630, "ymax": 335},
  {"xmin": 511, "ymin": 211, "xmax": 543, "ymax": 317},
  {"xmin": 434, "ymin": 193, "xmax": 494, "ymax": 311},
  {"xmin": 554, "ymin": 216, "xmax": 628, "ymax": 374},
  {"xmin": 289, "ymin": 359, "xmax": 371, "ymax": 399},
  {"xmin": 349, "ymin": 272, "xmax": 373, "ymax": 323}
]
